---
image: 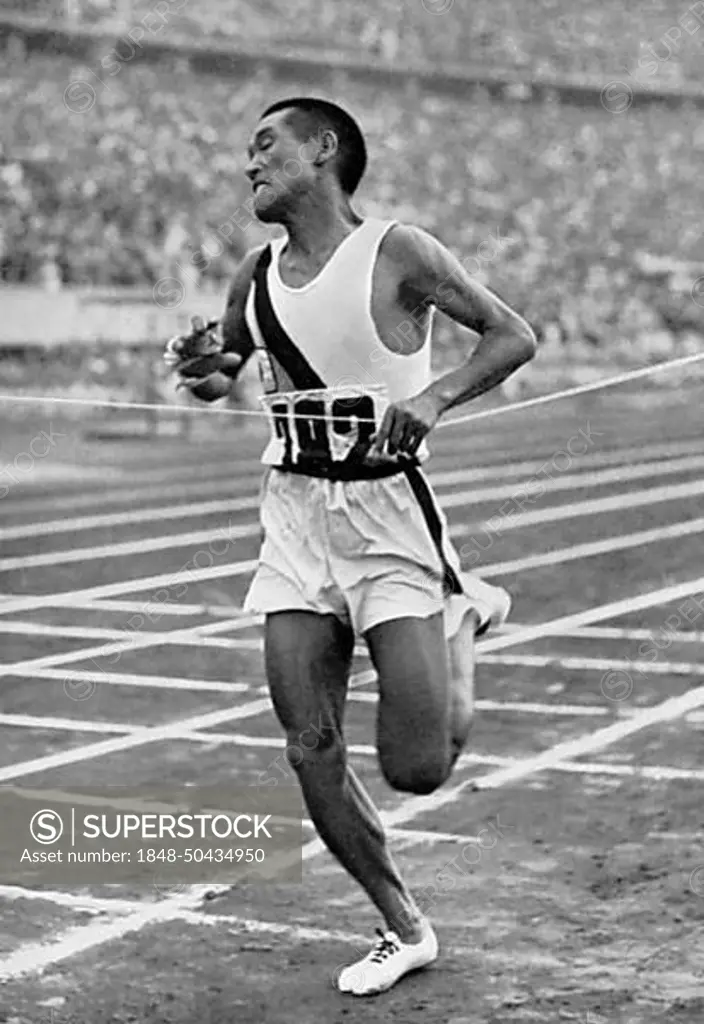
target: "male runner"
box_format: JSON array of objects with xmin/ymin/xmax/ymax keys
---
[{"xmin": 164, "ymin": 97, "xmax": 536, "ymax": 996}]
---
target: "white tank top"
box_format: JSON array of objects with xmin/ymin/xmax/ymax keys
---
[{"xmin": 244, "ymin": 218, "xmax": 433, "ymax": 473}]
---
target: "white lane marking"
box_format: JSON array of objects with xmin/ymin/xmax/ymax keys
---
[
  {"xmin": 151, "ymin": 734, "xmax": 704, "ymax": 781},
  {"xmin": 0, "ymin": 901, "xmax": 485, "ymax": 982},
  {"xmin": 345, "ymin": 693, "xmax": 704, "ymax": 725},
  {"xmin": 0, "ymin": 441, "xmax": 491, "ymax": 518},
  {"xmin": 14, "ymin": 645, "xmax": 703, "ymax": 702},
  {"xmin": 0, "ymin": 620, "xmax": 259, "ymax": 650},
  {"xmin": 289, "ymin": 684, "xmax": 704, "ymax": 866},
  {"xmin": 12, "ymin": 669, "xmax": 250, "ymax": 694},
  {"xmin": 4, "ymin": 491, "xmax": 704, "ymax": 626},
  {"xmin": 481, "ymin": 515, "xmax": 704, "ymax": 579},
  {"xmin": 0, "ymin": 520, "xmax": 260, "ymax": 573},
  {"xmin": 8, "ymin": 598, "xmax": 212, "ymax": 616},
  {"xmin": 5, "ymin": 450, "xmax": 704, "ymax": 544},
  {"xmin": 14, "ymin": 605, "xmax": 703, "ymax": 645},
  {"xmin": 479, "ymin": 653, "xmax": 704, "ymax": 676},
  {"xmin": 469, "ymin": 685, "xmax": 704, "ymax": 789},
  {"xmin": 0, "ymin": 610, "xmax": 251, "ymax": 684},
  {"xmin": 1, "ymin": 575, "xmax": 701, "ymax": 787},
  {"xmin": 14, "ymin": 613, "xmax": 698, "ymax": 648},
  {"xmin": 2, "ymin": 578, "xmax": 704, "ymax": 978},
  {"xmin": 430, "ymin": 439, "xmax": 704, "ymax": 487},
  {"xmin": 14, "ymin": 717, "xmax": 691, "ymax": 784},
  {"xmin": 0, "ymin": 886, "xmax": 152, "ymax": 915},
  {"xmin": 0, "ymin": 700, "xmax": 613, "ymax": 738},
  {"xmin": 0, "ymin": 492, "xmax": 260, "ymax": 542},
  {"xmin": 646, "ymin": 832, "xmax": 704, "ymax": 841},
  {"xmin": 6, "ymin": 469, "xmax": 704, "ymax": 576},
  {"xmin": 448, "ymin": 476, "xmax": 704, "ymax": 538},
  {"xmin": 0, "ymin": 467, "xmax": 265, "ymax": 521},
  {"xmin": 0, "ymin": 697, "xmax": 274, "ymax": 784},
  {"xmin": 3, "ymin": 435, "xmax": 703, "ymax": 520},
  {"xmin": 18, "ymin": 698, "xmax": 704, "ymax": 747},
  {"xmin": 0, "ymin": 596, "xmax": 260, "ymax": 620},
  {"xmin": 498, "ymin": 624, "xmax": 704, "ymax": 644},
  {"xmin": 0, "ymin": 735, "xmax": 698, "ymax": 984},
  {"xmin": 0, "ymin": 560, "xmax": 259, "ymax": 618},
  {"xmin": 0, "ymin": 887, "xmax": 225, "ymax": 981},
  {"xmin": 0, "ymin": 902, "xmax": 567, "ymax": 981},
  {"xmin": 4, "ymin": 464, "xmax": 704, "ymax": 577},
  {"xmin": 252, "ymin": 678, "xmax": 704, "ymax": 868},
  {"xmin": 0, "ymin": 714, "xmax": 144, "ymax": 734},
  {"xmin": 438, "ymin": 453, "xmax": 704, "ymax": 510},
  {"xmin": 0, "ymin": 616, "xmax": 250, "ymax": 682},
  {"xmin": 479, "ymin": 575, "xmax": 704, "ymax": 655},
  {"xmin": 348, "ymin": 694, "xmax": 599, "ymax": 714}
]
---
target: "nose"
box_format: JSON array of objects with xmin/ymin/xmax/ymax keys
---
[{"xmin": 245, "ymin": 154, "xmax": 263, "ymax": 183}]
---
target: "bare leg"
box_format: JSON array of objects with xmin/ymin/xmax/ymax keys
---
[
  {"xmin": 365, "ymin": 612, "xmax": 455, "ymax": 796},
  {"xmin": 447, "ymin": 606, "xmax": 481, "ymax": 767},
  {"xmin": 366, "ymin": 606, "xmax": 482, "ymax": 786},
  {"xmin": 264, "ymin": 610, "xmax": 425, "ymax": 942}
]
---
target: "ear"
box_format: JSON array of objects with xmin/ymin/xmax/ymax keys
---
[{"xmin": 312, "ymin": 128, "xmax": 339, "ymax": 169}]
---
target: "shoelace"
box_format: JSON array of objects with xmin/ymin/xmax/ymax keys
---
[{"xmin": 368, "ymin": 930, "xmax": 401, "ymax": 964}]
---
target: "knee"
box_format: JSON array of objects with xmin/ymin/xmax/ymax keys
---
[
  {"xmin": 451, "ymin": 705, "xmax": 474, "ymax": 751},
  {"xmin": 379, "ymin": 753, "xmax": 450, "ymax": 796},
  {"xmin": 283, "ymin": 723, "xmax": 344, "ymax": 773}
]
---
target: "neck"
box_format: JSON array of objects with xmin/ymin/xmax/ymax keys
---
[{"xmin": 280, "ymin": 191, "xmax": 362, "ymax": 258}]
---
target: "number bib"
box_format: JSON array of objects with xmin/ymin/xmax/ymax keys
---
[{"xmin": 259, "ymin": 386, "xmax": 389, "ymax": 472}]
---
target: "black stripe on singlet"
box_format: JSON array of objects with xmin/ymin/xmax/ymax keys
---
[
  {"xmin": 252, "ymin": 247, "xmax": 327, "ymax": 391},
  {"xmin": 404, "ymin": 466, "xmax": 464, "ymax": 599}
]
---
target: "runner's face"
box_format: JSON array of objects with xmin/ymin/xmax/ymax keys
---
[{"xmin": 245, "ymin": 111, "xmax": 317, "ymax": 223}]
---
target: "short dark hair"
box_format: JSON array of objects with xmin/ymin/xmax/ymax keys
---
[{"xmin": 260, "ymin": 97, "xmax": 367, "ymax": 196}]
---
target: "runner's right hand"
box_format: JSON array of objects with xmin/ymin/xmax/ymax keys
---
[{"xmin": 164, "ymin": 316, "xmax": 242, "ymax": 390}]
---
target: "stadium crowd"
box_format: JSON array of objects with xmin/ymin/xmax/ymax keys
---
[
  {"xmin": 1, "ymin": 43, "xmax": 703, "ymax": 367},
  {"xmin": 14, "ymin": 0, "xmax": 704, "ymax": 86}
]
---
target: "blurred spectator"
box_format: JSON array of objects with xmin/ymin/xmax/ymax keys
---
[
  {"xmin": 38, "ymin": 243, "xmax": 62, "ymax": 292},
  {"xmin": 161, "ymin": 211, "xmax": 200, "ymax": 294},
  {"xmin": 0, "ymin": 46, "xmax": 702, "ymax": 368},
  {"xmin": 40, "ymin": 0, "xmax": 704, "ymax": 87}
]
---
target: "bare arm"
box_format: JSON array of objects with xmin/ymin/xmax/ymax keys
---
[
  {"xmin": 394, "ymin": 224, "xmax": 536, "ymax": 412},
  {"xmin": 219, "ymin": 245, "xmax": 264, "ymax": 365},
  {"xmin": 188, "ymin": 246, "xmax": 264, "ymax": 403},
  {"xmin": 370, "ymin": 225, "xmax": 536, "ymax": 457}
]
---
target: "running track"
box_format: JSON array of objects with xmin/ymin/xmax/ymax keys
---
[{"xmin": 1, "ymin": 388, "xmax": 703, "ymax": 1024}]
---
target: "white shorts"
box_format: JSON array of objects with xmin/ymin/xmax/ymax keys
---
[{"xmin": 244, "ymin": 467, "xmax": 500, "ymax": 638}]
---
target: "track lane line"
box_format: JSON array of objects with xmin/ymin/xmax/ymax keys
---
[
  {"xmin": 1, "ymin": 575, "xmax": 702, "ymax": 786},
  {"xmin": 5, "ymin": 434, "xmax": 702, "ymax": 520},
  {"xmin": 5, "ymin": 449, "xmax": 704, "ymax": 544},
  {"xmin": 0, "ymin": 620, "xmax": 260, "ymax": 650},
  {"xmin": 5, "ymin": 472, "xmax": 704, "ymax": 574},
  {"xmin": 4, "ymin": 492, "xmax": 704, "ymax": 623},
  {"xmin": 1, "ymin": 679, "xmax": 702, "ymax": 979}
]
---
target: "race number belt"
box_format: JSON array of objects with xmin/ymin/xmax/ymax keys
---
[{"xmin": 259, "ymin": 387, "xmax": 416, "ymax": 480}]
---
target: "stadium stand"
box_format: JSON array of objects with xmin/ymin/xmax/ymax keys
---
[
  {"xmin": 11, "ymin": 0, "xmax": 704, "ymax": 84},
  {"xmin": 2, "ymin": 45, "xmax": 703, "ymax": 361},
  {"xmin": 1, "ymin": 0, "xmax": 703, "ymax": 422}
]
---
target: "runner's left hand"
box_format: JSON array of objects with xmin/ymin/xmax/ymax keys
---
[{"xmin": 367, "ymin": 393, "xmax": 442, "ymax": 459}]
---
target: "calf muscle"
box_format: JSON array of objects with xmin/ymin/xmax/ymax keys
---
[{"xmin": 263, "ymin": 610, "xmax": 424, "ymax": 941}]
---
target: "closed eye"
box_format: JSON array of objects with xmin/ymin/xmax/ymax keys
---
[{"xmin": 248, "ymin": 131, "xmax": 274, "ymax": 160}]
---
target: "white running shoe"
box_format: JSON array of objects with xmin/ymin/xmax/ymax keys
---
[
  {"xmin": 336, "ymin": 924, "xmax": 438, "ymax": 996},
  {"xmin": 446, "ymin": 574, "xmax": 512, "ymax": 639}
]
